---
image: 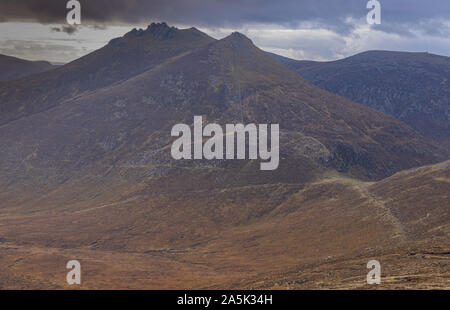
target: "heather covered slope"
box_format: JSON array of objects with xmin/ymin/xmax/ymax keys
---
[
  {"xmin": 245, "ymin": 159, "xmax": 450, "ymax": 289},
  {"xmin": 0, "ymin": 54, "xmax": 57, "ymax": 81},
  {"xmin": 369, "ymin": 160, "xmax": 450, "ymax": 241},
  {"xmin": 0, "ymin": 160, "xmax": 448, "ymax": 289},
  {"xmin": 271, "ymin": 51, "xmax": 450, "ymax": 148}
]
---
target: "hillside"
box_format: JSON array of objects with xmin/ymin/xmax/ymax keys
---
[
  {"xmin": 270, "ymin": 51, "xmax": 450, "ymax": 148},
  {"xmin": 0, "ymin": 54, "xmax": 57, "ymax": 81}
]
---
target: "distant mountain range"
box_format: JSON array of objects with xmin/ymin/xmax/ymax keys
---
[
  {"xmin": 0, "ymin": 23, "xmax": 448, "ymax": 289},
  {"xmin": 270, "ymin": 51, "xmax": 450, "ymax": 148},
  {"xmin": 0, "ymin": 54, "xmax": 57, "ymax": 81}
]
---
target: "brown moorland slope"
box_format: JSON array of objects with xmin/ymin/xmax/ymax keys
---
[
  {"xmin": 0, "ymin": 160, "xmax": 447, "ymax": 289},
  {"xmin": 0, "ymin": 23, "xmax": 215, "ymax": 126}
]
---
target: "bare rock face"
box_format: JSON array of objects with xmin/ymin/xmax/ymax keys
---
[{"xmin": 145, "ymin": 22, "xmax": 178, "ymax": 40}]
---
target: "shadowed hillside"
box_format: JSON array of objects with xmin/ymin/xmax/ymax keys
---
[
  {"xmin": 0, "ymin": 54, "xmax": 57, "ymax": 81},
  {"xmin": 270, "ymin": 51, "xmax": 450, "ymax": 148}
]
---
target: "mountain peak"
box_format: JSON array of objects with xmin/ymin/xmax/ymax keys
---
[
  {"xmin": 123, "ymin": 22, "xmax": 178, "ymax": 40},
  {"xmin": 221, "ymin": 32, "xmax": 254, "ymax": 49},
  {"xmin": 229, "ymin": 31, "xmax": 252, "ymax": 42},
  {"xmin": 146, "ymin": 22, "xmax": 178, "ymax": 39}
]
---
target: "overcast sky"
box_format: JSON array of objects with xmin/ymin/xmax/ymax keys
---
[{"xmin": 0, "ymin": 0, "xmax": 449, "ymax": 63}]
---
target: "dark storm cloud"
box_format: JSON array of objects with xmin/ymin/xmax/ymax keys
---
[
  {"xmin": 0, "ymin": 0, "xmax": 449, "ymax": 35},
  {"xmin": 51, "ymin": 25, "xmax": 79, "ymax": 35}
]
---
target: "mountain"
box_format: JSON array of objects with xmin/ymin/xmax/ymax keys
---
[
  {"xmin": 0, "ymin": 24, "xmax": 448, "ymax": 289},
  {"xmin": 0, "ymin": 29, "xmax": 447, "ymax": 194},
  {"xmin": 0, "ymin": 54, "xmax": 57, "ymax": 81},
  {"xmin": 0, "ymin": 22, "xmax": 215, "ymax": 126},
  {"xmin": 270, "ymin": 51, "xmax": 450, "ymax": 148}
]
